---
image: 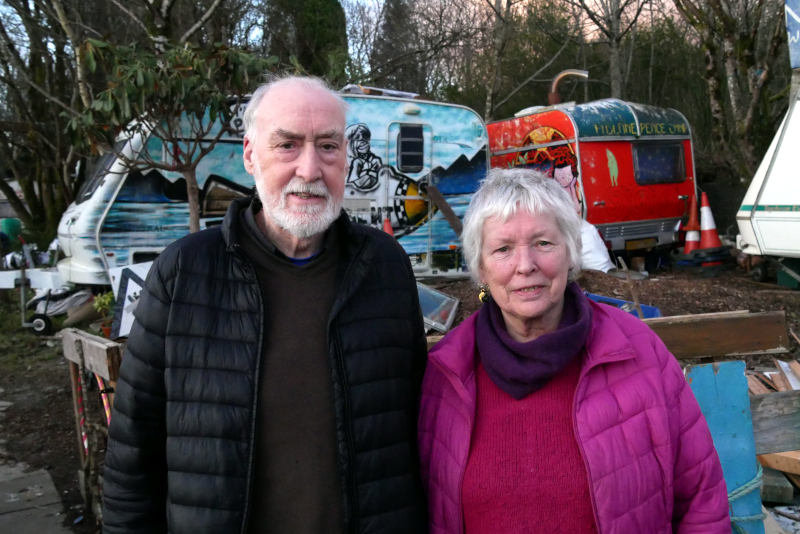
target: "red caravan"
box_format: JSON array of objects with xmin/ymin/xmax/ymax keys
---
[{"xmin": 487, "ymin": 99, "xmax": 697, "ymax": 251}]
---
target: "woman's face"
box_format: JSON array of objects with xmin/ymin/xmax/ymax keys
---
[{"xmin": 479, "ymin": 209, "xmax": 571, "ymax": 341}]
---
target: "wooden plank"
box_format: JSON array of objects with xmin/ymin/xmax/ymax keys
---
[
  {"xmin": 783, "ymin": 471, "xmax": 800, "ymax": 490},
  {"xmin": 759, "ymin": 451, "xmax": 800, "ymax": 475},
  {"xmin": 644, "ymin": 310, "xmax": 751, "ymax": 324},
  {"xmin": 427, "ymin": 335, "xmax": 444, "ymax": 352},
  {"xmin": 61, "ymin": 328, "xmax": 122, "ymax": 381},
  {"xmin": 68, "ymin": 361, "xmax": 86, "ymax": 466},
  {"xmin": 755, "ymin": 372, "xmax": 778, "ymax": 392},
  {"xmin": 776, "ymin": 360, "xmax": 800, "ymax": 390},
  {"xmin": 644, "ymin": 310, "xmax": 788, "ymax": 359},
  {"xmin": 748, "ymin": 375, "xmax": 771, "ymax": 395},
  {"xmin": 768, "ymin": 372, "xmax": 790, "ymax": 392},
  {"xmin": 425, "ymin": 185, "xmax": 462, "ymax": 237},
  {"xmin": 789, "ymin": 360, "xmax": 800, "ymax": 382},
  {"xmin": 761, "ymin": 466, "xmax": 794, "ymax": 504},
  {"xmin": 751, "ymin": 390, "xmax": 800, "ymax": 455},
  {"xmin": 686, "ymin": 362, "xmax": 764, "ymax": 533}
]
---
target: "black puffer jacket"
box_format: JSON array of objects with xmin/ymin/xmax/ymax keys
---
[{"xmin": 102, "ymin": 198, "xmax": 428, "ymax": 534}]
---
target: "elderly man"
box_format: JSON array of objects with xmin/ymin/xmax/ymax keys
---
[{"xmin": 102, "ymin": 76, "xmax": 428, "ymax": 534}]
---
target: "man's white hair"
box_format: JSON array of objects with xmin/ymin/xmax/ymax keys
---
[
  {"xmin": 243, "ymin": 74, "xmax": 349, "ymax": 143},
  {"xmin": 461, "ymin": 167, "xmax": 583, "ymax": 284}
]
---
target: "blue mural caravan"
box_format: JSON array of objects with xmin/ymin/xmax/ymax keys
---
[{"xmin": 57, "ymin": 91, "xmax": 488, "ymax": 285}]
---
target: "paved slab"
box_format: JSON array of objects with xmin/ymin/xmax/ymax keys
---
[
  {"xmin": 0, "ymin": 501, "xmax": 70, "ymax": 534},
  {"xmin": 0, "ymin": 396, "xmax": 72, "ymax": 533}
]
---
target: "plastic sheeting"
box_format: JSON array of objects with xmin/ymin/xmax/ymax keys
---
[{"xmin": 580, "ymin": 220, "xmax": 615, "ymax": 272}]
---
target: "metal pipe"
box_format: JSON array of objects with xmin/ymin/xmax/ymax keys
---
[{"xmin": 548, "ymin": 69, "xmax": 589, "ymax": 105}]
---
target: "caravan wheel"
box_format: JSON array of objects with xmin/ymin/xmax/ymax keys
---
[
  {"xmin": 29, "ymin": 314, "xmax": 53, "ymax": 336},
  {"xmin": 750, "ymin": 263, "xmax": 767, "ymax": 283}
]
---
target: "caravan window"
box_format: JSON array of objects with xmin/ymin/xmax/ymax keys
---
[
  {"xmin": 397, "ymin": 125, "xmax": 424, "ymax": 173},
  {"xmin": 632, "ymin": 142, "xmax": 686, "ymax": 185},
  {"xmin": 75, "ymin": 141, "xmax": 125, "ymax": 205}
]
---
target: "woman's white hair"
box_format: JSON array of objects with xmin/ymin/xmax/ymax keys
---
[
  {"xmin": 462, "ymin": 167, "xmax": 583, "ymax": 284},
  {"xmin": 243, "ymin": 74, "xmax": 349, "ymax": 143}
]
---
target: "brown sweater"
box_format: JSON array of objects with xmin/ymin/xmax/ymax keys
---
[{"xmin": 240, "ymin": 205, "xmax": 343, "ymax": 534}]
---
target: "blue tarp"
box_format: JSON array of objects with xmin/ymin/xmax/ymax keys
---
[
  {"xmin": 788, "ymin": 0, "xmax": 800, "ymax": 68},
  {"xmin": 585, "ymin": 292, "xmax": 663, "ymax": 319}
]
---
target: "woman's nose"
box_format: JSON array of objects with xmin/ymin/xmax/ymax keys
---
[{"xmin": 515, "ymin": 247, "xmax": 538, "ymax": 274}]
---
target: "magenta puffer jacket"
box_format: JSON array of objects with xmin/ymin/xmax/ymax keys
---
[{"xmin": 419, "ymin": 300, "xmax": 731, "ymax": 534}]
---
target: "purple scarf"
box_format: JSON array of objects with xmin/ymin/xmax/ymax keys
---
[{"xmin": 476, "ymin": 281, "xmax": 593, "ymax": 400}]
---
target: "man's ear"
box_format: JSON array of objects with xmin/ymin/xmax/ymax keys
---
[{"xmin": 243, "ymin": 135, "xmax": 256, "ymax": 175}]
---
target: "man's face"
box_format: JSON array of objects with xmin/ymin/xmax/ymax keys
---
[{"xmin": 243, "ymin": 85, "xmax": 347, "ymax": 238}]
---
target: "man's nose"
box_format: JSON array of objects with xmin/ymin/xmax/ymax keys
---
[{"xmin": 296, "ymin": 143, "xmax": 323, "ymax": 182}]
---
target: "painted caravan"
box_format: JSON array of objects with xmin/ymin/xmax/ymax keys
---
[
  {"xmin": 487, "ymin": 99, "xmax": 698, "ymax": 251},
  {"xmin": 57, "ymin": 88, "xmax": 488, "ymax": 285},
  {"xmin": 736, "ymin": 90, "xmax": 800, "ymax": 282}
]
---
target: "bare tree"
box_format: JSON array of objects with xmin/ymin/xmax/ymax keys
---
[
  {"xmin": 483, "ymin": 0, "xmax": 526, "ymax": 120},
  {"xmin": 565, "ymin": 0, "xmax": 648, "ymax": 98},
  {"xmin": 672, "ymin": 0, "xmax": 786, "ymax": 174}
]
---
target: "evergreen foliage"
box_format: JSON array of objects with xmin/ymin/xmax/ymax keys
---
[{"xmin": 266, "ymin": 0, "xmax": 349, "ymax": 80}]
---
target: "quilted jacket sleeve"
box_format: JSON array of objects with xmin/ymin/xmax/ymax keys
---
[
  {"xmin": 659, "ymin": 337, "xmax": 731, "ymax": 534},
  {"xmin": 102, "ymin": 259, "xmax": 171, "ymax": 534}
]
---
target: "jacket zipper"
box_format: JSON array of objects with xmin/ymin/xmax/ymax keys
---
[
  {"xmin": 237, "ymin": 245, "xmax": 265, "ymax": 534},
  {"xmin": 330, "ymin": 242, "xmax": 371, "ymax": 534},
  {"xmin": 572, "ymin": 364, "xmax": 603, "ymax": 534},
  {"xmin": 333, "ymin": 330, "xmax": 358, "ymax": 533}
]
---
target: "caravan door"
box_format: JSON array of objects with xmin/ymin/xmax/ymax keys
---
[{"xmin": 386, "ymin": 122, "xmax": 433, "ymax": 271}]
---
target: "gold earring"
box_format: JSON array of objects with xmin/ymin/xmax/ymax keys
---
[{"xmin": 478, "ymin": 285, "xmax": 489, "ymax": 303}]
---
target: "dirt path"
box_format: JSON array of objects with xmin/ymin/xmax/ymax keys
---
[{"xmin": 0, "ymin": 291, "xmax": 97, "ymax": 533}]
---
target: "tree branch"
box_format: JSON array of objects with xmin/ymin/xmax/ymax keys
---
[
  {"xmin": 494, "ymin": 28, "xmax": 576, "ymax": 111},
  {"xmin": 109, "ymin": 0, "xmax": 149, "ymax": 34},
  {"xmin": 49, "ymin": 0, "xmax": 91, "ymax": 109},
  {"xmin": 179, "ymin": 0, "xmax": 224, "ymax": 44}
]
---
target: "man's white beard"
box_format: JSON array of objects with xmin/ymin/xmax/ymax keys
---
[{"xmin": 257, "ymin": 176, "xmax": 342, "ymax": 239}]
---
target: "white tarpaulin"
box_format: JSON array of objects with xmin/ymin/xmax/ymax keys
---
[{"xmin": 580, "ymin": 220, "xmax": 615, "ymax": 272}]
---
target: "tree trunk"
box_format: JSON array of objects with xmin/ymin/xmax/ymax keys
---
[
  {"xmin": 648, "ymin": 2, "xmax": 654, "ymax": 102},
  {"xmin": 184, "ymin": 168, "xmax": 201, "ymax": 233},
  {"xmin": 624, "ymin": 20, "xmax": 637, "ymax": 99},
  {"xmin": 0, "ymin": 179, "xmax": 33, "ymax": 228},
  {"xmin": 791, "ymin": 70, "xmax": 800, "ymax": 104},
  {"xmin": 485, "ymin": 0, "xmax": 510, "ymax": 122},
  {"xmin": 609, "ymin": 38, "xmax": 623, "ymax": 98},
  {"xmin": 701, "ymin": 31, "xmax": 728, "ymax": 152},
  {"xmin": 721, "ymin": 36, "xmax": 744, "ymax": 127}
]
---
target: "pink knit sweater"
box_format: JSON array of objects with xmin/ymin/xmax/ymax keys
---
[{"xmin": 462, "ymin": 359, "xmax": 596, "ymax": 534}]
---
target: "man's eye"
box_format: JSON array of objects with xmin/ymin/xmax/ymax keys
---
[
  {"xmin": 320, "ymin": 143, "xmax": 338, "ymax": 151},
  {"xmin": 537, "ymin": 241, "xmax": 552, "ymax": 247},
  {"xmin": 279, "ymin": 142, "xmax": 295, "ymax": 150},
  {"xmin": 496, "ymin": 246, "xmax": 509, "ymax": 253}
]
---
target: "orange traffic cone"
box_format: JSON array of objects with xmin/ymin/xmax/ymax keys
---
[
  {"xmin": 683, "ymin": 194, "xmax": 701, "ymax": 255},
  {"xmin": 698, "ymin": 192, "xmax": 723, "ymax": 266},
  {"xmin": 382, "ymin": 217, "xmax": 394, "ymax": 237}
]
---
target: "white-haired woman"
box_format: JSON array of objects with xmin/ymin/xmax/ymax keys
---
[{"xmin": 418, "ymin": 168, "xmax": 730, "ymax": 534}]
